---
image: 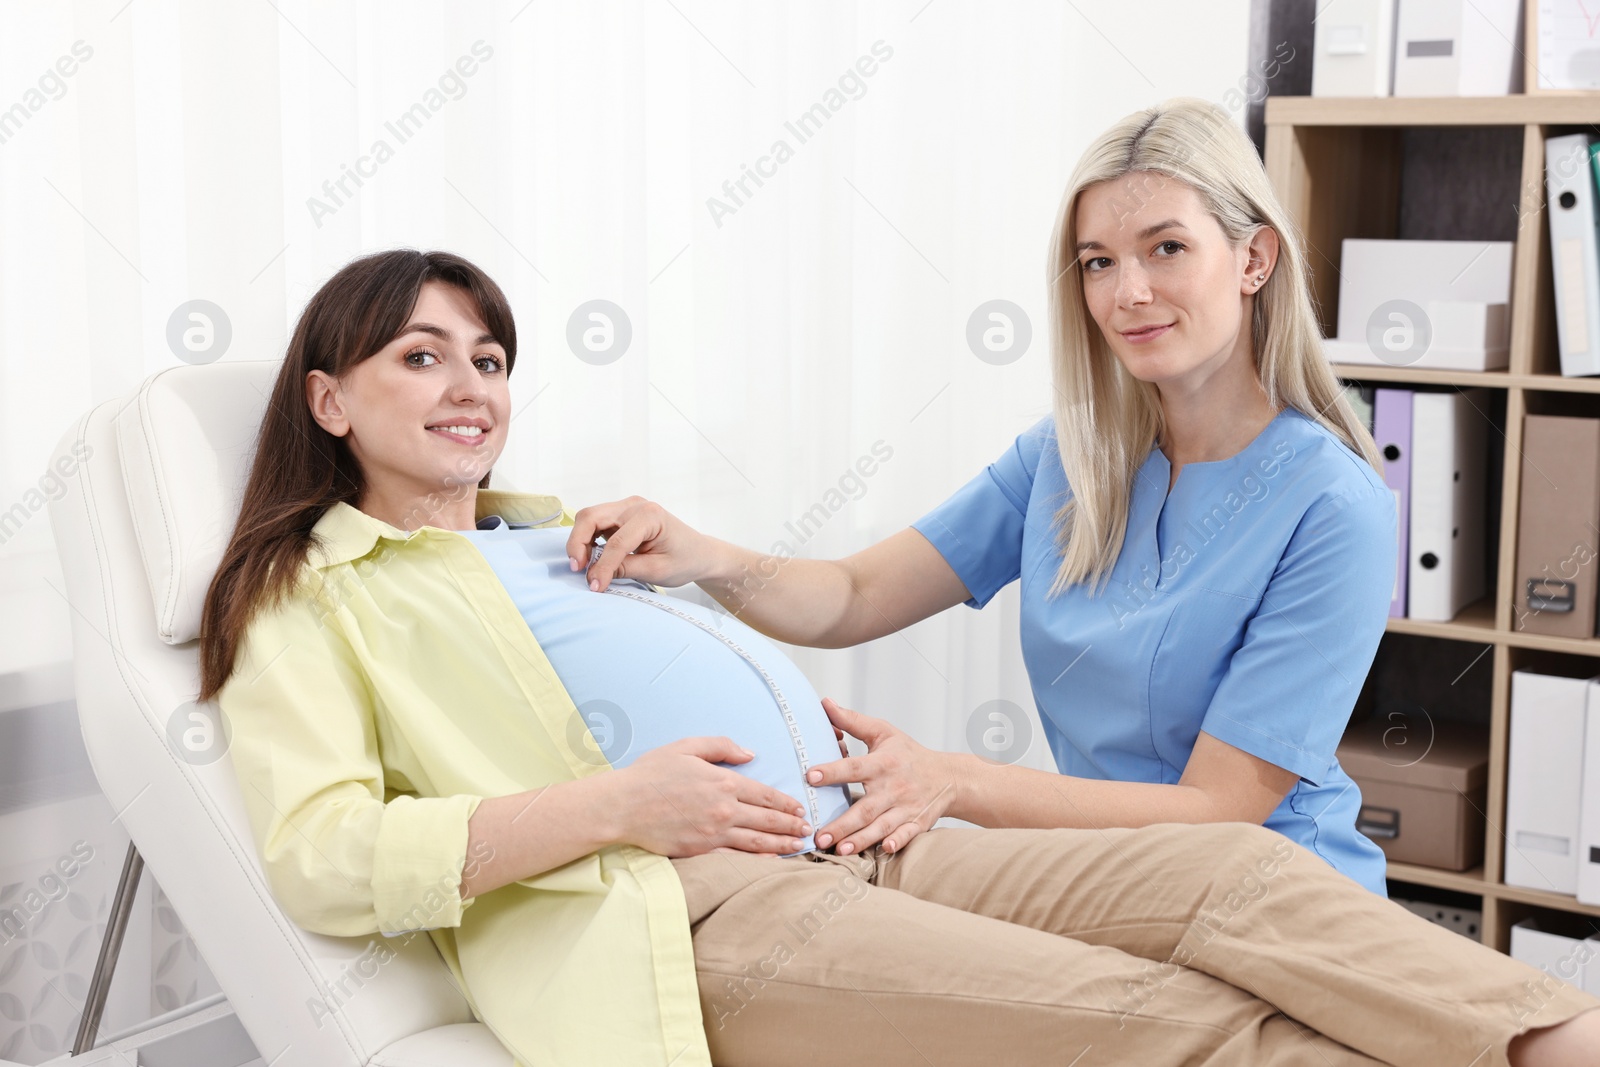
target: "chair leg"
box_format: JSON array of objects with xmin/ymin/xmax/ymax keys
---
[{"xmin": 72, "ymin": 841, "xmax": 144, "ymax": 1055}]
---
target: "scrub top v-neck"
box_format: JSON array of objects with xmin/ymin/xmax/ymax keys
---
[{"xmin": 912, "ymin": 406, "xmax": 1399, "ymax": 895}]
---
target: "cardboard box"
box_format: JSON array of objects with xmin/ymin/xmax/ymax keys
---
[
  {"xmin": 1337, "ymin": 716, "xmax": 1489, "ymax": 871},
  {"xmin": 1514, "ymin": 416, "xmax": 1600, "ymax": 639}
]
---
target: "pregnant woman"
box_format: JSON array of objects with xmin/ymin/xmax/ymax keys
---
[
  {"xmin": 200, "ymin": 244, "xmax": 1599, "ymax": 1067},
  {"xmin": 575, "ymin": 96, "xmax": 1398, "ymax": 897}
]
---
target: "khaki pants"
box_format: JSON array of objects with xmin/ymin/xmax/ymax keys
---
[{"xmin": 670, "ymin": 823, "xmax": 1600, "ymax": 1066}]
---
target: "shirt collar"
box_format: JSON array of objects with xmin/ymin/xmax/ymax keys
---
[{"xmin": 307, "ymin": 488, "xmax": 570, "ymax": 570}]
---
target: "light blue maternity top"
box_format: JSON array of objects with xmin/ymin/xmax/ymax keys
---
[
  {"xmin": 460, "ymin": 518, "xmax": 851, "ymax": 853},
  {"xmin": 912, "ymin": 407, "xmax": 1398, "ymax": 894}
]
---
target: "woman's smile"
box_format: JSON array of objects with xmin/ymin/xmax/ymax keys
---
[
  {"xmin": 1120, "ymin": 322, "xmax": 1174, "ymax": 344},
  {"xmin": 426, "ymin": 419, "xmax": 492, "ymax": 446}
]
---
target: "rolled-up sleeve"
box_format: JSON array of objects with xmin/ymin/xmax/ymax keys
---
[
  {"xmin": 1199, "ymin": 484, "xmax": 1398, "ymax": 786},
  {"xmin": 911, "ymin": 417, "xmax": 1052, "ymax": 609},
  {"xmin": 218, "ymin": 583, "xmax": 484, "ymax": 938}
]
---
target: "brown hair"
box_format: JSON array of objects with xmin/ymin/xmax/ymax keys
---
[{"xmin": 197, "ymin": 249, "xmax": 516, "ymax": 702}]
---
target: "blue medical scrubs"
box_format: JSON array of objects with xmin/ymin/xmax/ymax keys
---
[{"xmin": 912, "ymin": 406, "xmax": 1398, "ymax": 894}]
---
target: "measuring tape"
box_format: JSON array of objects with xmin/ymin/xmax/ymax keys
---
[{"xmin": 600, "ymin": 584, "xmax": 824, "ymax": 830}]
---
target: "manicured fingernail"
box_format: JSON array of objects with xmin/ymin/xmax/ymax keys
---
[
  {"xmin": 839, "ymin": 842, "xmax": 854, "ymax": 855},
  {"xmin": 817, "ymin": 833, "xmax": 832, "ymax": 847},
  {"xmin": 793, "ymin": 805, "xmax": 805, "ymax": 817},
  {"xmin": 589, "ymin": 579, "xmax": 599, "ymax": 591},
  {"xmin": 741, "ymin": 747, "xmax": 755, "ymax": 758},
  {"xmin": 885, "ymin": 840, "xmax": 896, "ymax": 851},
  {"xmin": 801, "ymin": 823, "xmax": 812, "ymax": 833},
  {"xmin": 807, "ymin": 770, "xmax": 821, "ymax": 783},
  {"xmin": 569, "ymin": 557, "xmax": 580, "ymax": 571},
  {"xmin": 791, "ymin": 840, "xmax": 803, "ymax": 850}
]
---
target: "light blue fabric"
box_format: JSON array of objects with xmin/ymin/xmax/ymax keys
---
[
  {"xmin": 459, "ymin": 520, "xmax": 851, "ymax": 853},
  {"xmin": 912, "ymin": 407, "xmax": 1398, "ymax": 895}
]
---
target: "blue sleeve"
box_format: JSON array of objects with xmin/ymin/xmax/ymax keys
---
[
  {"xmin": 1198, "ymin": 484, "xmax": 1398, "ymax": 786},
  {"xmin": 910, "ymin": 417, "xmax": 1053, "ymax": 610}
]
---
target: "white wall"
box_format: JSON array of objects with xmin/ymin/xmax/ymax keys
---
[{"xmin": 0, "ymin": 0, "xmax": 1255, "ymax": 800}]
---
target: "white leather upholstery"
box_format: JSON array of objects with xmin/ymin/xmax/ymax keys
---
[
  {"xmin": 46, "ymin": 362, "xmax": 513, "ymax": 1067},
  {"xmin": 370, "ymin": 1023, "xmax": 517, "ymax": 1066},
  {"xmin": 115, "ymin": 359, "xmax": 267, "ymax": 644}
]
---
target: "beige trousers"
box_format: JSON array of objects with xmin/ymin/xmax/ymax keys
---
[{"xmin": 670, "ymin": 823, "xmax": 1600, "ymax": 1067}]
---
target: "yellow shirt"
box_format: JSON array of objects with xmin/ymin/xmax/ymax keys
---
[{"xmin": 218, "ymin": 489, "xmax": 710, "ymax": 1066}]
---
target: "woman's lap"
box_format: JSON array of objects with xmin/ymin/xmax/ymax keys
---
[
  {"xmin": 670, "ymin": 829, "xmax": 1380, "ymax": 1066},
  {"xmin": 671, "ymin": 822, "xmax": 1600, "ymax": 1067}
]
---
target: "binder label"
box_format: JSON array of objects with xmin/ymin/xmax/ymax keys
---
[{"xmin": 1560, "ymin": 237, "xmax": 1590, "ymax": 356}]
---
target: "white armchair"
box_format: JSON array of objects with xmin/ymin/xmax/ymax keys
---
[{"xmin": 44, "ymin": 361, "xmax": 513, "ymax": 1066}]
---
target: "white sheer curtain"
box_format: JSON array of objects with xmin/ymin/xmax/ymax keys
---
[{"xmin": 0, "ymin": 0, "xmax": 1253, "ymax": 1050}]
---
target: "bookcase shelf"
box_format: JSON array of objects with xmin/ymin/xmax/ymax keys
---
[
  {"xmin": 1331, "ymin": 364, "xmax": 1600, "ymax": 395},
  {"xmin": 1268, "ymin": 95, "xmax": 1600, "ymax": 127},
  {"xmin": 1495, "ymin": 880, "xmax": 1600, "ymax": 921},
  {"xmin": 1385, "ymin": 597, "xmax": 1600, "ymax": 657},
  {"xmin": 1384, "ymin": 597, "xmax": 1497, "ymax": 642},
  {"xmin": 1387, "ymin": 862, "xmax": 1487, "ymax": 897},
  {"xmin": 1380, "ymin": 864, "xmax": 1600, "ymax": 923},
  {"xmin": 1264, "ymin": 93, "xmax": 1600, "ymax": 953}
]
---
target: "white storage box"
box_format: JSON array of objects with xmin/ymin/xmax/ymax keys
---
[
  {"xmin": 1393, "ymin": 0, "xmax": 1522, "ymax": 96},
  {"xmin": 1312, "ymin": 0, "xmax": 1399, "ymax": 97},
  {"xmin": 1322, "ymin": 239, "xmax": 1513, "ymax": 371},
  {"xmin": 1510, "ymin": 918, "xmax": 1597, "ymax": 993}
]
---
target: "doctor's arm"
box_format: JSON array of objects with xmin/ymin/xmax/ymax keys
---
[
  {"xmin": 567, "ymin": 496, "xmax": 971, "ymax": 648},
  {"xmin": 805, "ymin": 701, "xmax": 1298, "ymax": 855},
  {"xmin": 953, "ymin": 730, "xmax": 1300, "ymax": 827},
  {"xmin": 810, "ymin": 486, "xmax": 1397, "ymax": 855}
]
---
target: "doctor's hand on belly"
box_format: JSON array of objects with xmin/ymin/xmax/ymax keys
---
[
  {"xmin": 568, "ymin": 496, "xmax": 970, "ymax": 651},
  {"xmin": 805, "ymin": 697, "xmax": 961, "ymax": 857},
  {"xmin": 565, "ymin": 496, "xmax": 719, "ymax": 591}
]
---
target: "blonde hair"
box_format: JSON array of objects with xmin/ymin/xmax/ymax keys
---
[{"xmin": 1043, "ymin": 96, "xmax": 1382, "ymax": 599}]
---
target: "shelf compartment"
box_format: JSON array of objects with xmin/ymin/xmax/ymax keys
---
[
  {"xmin": 1383, "ymin": 864, "xmax": 1600, "ymax": 922},
  {"xmin": 1387, "ymin": 862, "xmax": 1487, "ymax": 894}
]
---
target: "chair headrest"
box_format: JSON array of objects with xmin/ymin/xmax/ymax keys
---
[{"xmin": 115, "ymin": 361, "xmax": 283, "ymax": 645}]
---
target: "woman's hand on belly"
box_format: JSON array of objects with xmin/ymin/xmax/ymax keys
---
[
  {"xmin": 806, "ymin": 698, "xmax": 960, "ymax": 857},
  {"xmin": 601, "ymin": 735, "xmax": 814, "ymax": 857}
]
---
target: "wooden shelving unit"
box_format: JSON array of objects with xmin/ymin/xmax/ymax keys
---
[{"xmin": 1264, "ymin": 93, "xmax": 1600, "ymax": 953}]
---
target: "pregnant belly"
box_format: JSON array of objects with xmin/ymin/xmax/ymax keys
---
[{"xmin": 463, "ymin": 528, "xmax": 852, "ymax": 851}]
